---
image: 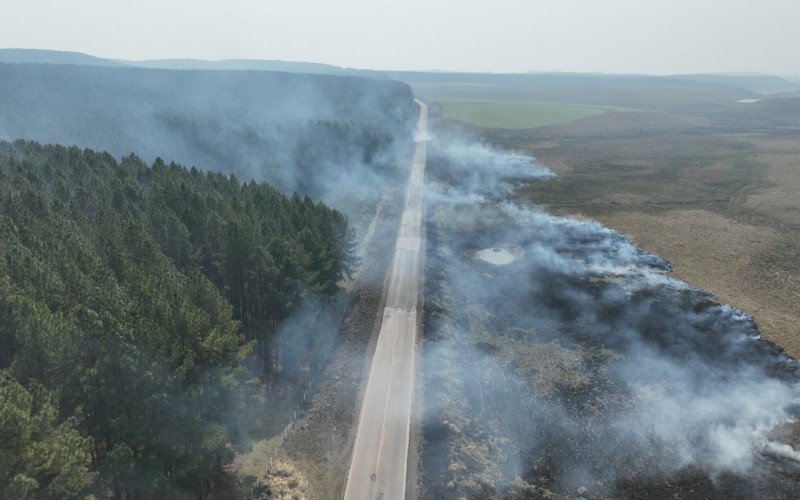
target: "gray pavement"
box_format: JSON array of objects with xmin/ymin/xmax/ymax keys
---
[{"xmin": 344, "ymin": 100, "xmax": 428, "ymax": 500}]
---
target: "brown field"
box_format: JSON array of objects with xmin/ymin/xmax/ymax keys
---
[{"xmin": 460, "ymin": 100, "xmax": 800, "ymax": 358}]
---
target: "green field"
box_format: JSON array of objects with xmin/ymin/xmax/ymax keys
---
[
  {"xmin": 440, "ymin": 100, "xmax": 606, "ymax": 129},
  {"xmin": 407, "ymin": 80, "xmax": 749, "ymax": 115}
]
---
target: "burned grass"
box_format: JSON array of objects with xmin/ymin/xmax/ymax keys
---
[
  {"xmin": 278, "ymin": 180, "xmax": 406, "ymax": 498},
  {"xmin": 418, "ymin": 142, "xmax": 800, "ymax": 498}
]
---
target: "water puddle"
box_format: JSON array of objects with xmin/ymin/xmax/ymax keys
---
[{"xmin": 475, "ymin": 246, "xmax": 520, "ymax": 265}]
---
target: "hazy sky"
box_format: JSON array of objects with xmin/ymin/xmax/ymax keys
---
[{"xmin": 2, "ymin": 0, "xmax": 798, "ymax": 75}]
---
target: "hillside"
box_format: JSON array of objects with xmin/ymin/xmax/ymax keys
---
[
  {"xmin": 0, "ymin": 48, "xmax": 127, "ymax": 67},
  {"xmin": 674, "ymin": 73, "xmax": 800, "ymax": 94},
  {"xmin": 124, "ymin": 58, "xmax": 375, "ymax": 76}
]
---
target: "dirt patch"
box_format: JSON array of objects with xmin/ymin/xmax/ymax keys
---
[{"xmin": 229, "ymin": 440, "xmax": 310, "ymax": 499}]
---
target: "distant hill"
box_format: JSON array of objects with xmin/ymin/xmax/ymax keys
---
[
  {"xmin": 387, "ymin": 70, "xmax": 799, "ymax": 95},
  {"xmin": 123, "ymin": 58, "xmax": 386, "ymax": 79},
  {"xmin": 385, "ymin": 71, "xmax": 745, "ymax": 90},
  {"xmin": 673, "ymin": 74, "xmax": 800, "ymax": 94},
  {"xmin": 126, "ymin": 57, "xmax": 344, "ymax": 73},
  {"xmin": 398, "ymin": 72, "xmax": 758, "ymax": 113},
  {"xmin": 0, "ymin": 48, "xmax": 386, "ymax": 78},
  {"xmin": 0, "ymin": 48, "xmax": 128, "ymax": 67},
  {"xmin": 3, "ymin": 48, "xmax": 796, "ymax": 93}
]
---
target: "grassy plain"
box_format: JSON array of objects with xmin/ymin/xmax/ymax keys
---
[
  {"xmin": 410, "ymin": 80, "xmax": 750, "ymax": 113},
  {"xmin": 440, "ymin": 100, "xmax": 605, "ymax": 129},
  {"xmin": 424, "ymin": 83, "xmax": 800, "ymax": 358}
]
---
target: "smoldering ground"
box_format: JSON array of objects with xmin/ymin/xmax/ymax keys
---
[{"xmin": 420, "ymin": 129, "xmax": 800, "ymax": 498}]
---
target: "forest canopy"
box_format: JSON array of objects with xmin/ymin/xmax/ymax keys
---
[{"xmin": 0, "ymin": 140, "xmax": 354, "ymax": 497}]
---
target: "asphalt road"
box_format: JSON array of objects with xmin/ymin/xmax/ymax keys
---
[{"xmin": 344, "ymin": 100, "xmax": 428, "ymax": 500}]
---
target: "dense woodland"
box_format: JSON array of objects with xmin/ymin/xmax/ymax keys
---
[{"xmin": 0, "ymin": 140, "xmax": 355, "ymax": 497}]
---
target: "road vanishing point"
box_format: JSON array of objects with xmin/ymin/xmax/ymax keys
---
[{"xmin": 344, "ymin": 99, "xmax": 428, "ymax": 500}]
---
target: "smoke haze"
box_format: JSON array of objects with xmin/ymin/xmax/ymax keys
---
[
  {"xmin": 0, "ymin": 62, "xmax": 416, "ymax": 233},
  {"xmin": 420, "ymin": 126, "xmax": 800, "ymax": 497},
  {"xmin": 2, "ymin": 57, "xmax": 798, "ymax": 497}
]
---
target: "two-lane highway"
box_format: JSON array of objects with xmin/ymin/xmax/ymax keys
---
[{"xmin": 344, "ymin": 99, "xmax": 427, "ymax": 500}]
